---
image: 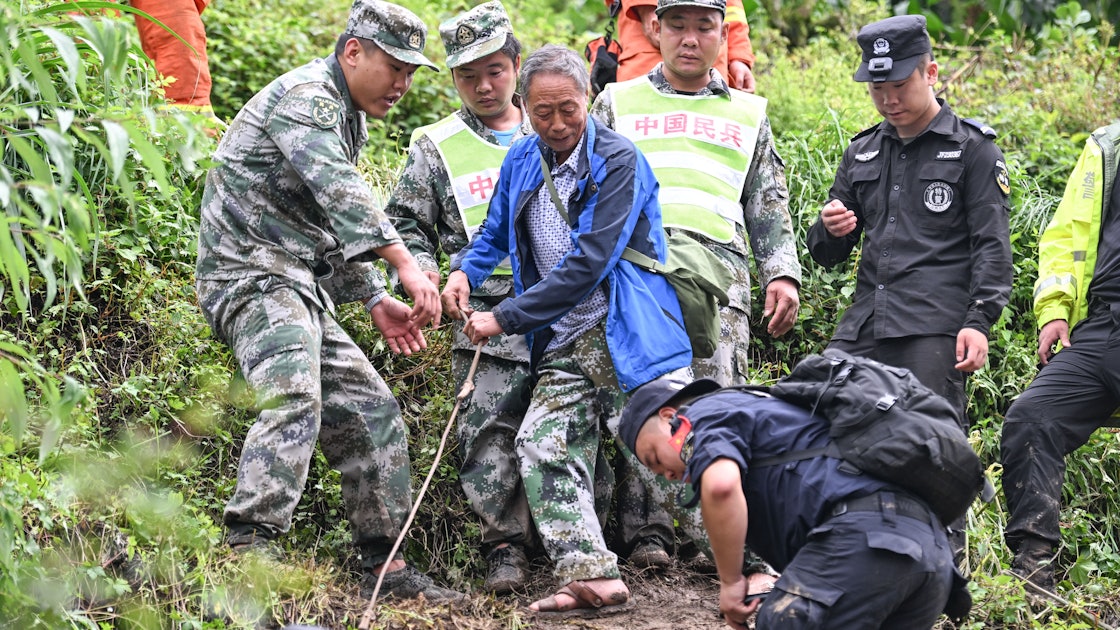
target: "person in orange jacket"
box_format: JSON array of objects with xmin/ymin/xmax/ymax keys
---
[
  {"xmin": 131, "ymin": 0, "xmax": 213, "ymax": 112},
  {"xmin": 611, "ymin": 0, "xmax": 756, "ymax": 91}
]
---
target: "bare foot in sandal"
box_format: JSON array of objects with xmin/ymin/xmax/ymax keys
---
[{"xmin": 529, "ymin": 578, "xmax": 632, "ymax": 617}]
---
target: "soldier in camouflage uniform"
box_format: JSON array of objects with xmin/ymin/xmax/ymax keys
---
[
  {"xmin": 442, "ymin": 44, "xmax": 704, "ymax": 615},
  {"xmin": 589, "ymin": 0, "xmax": 801, "ymax": 566},
  {"xmin": 194, "ymin": 0, "xmax": 461, "ymax": 601},
  {"xmin": 383, "ymin": 1, "xmax": 537, "ymax": 594}
]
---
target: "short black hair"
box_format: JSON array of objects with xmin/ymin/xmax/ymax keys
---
[
  {"xmin": 498, "ymin": 32, "xmax": 522, "ymax": 63},
  {"xmin": 334, "ymin": 33, "xmax": 379, "ymax": 57}
]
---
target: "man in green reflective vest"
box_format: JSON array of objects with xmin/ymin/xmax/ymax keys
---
[
  {"xmin": 589, "ymin": 0, "xmax": 802, "ymax": 572},
  {"xmin": 590, "ymin": 0, "xmax": 801, "ymax": 390},
  {"xmin": 383, "ymin": 0, "xmax": 536, "ymax": 594}
]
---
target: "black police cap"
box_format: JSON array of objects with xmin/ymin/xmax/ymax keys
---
[
  {"xmin": 854, "ymin": 15, "xmax": 932, "ymax": 83},
  {"xmin": 618, "ymin": 377, "xmax": 722, "ymax": 456}
]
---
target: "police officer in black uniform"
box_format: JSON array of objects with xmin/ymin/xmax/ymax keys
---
[
  {"xmin": 806, "ymin": 15, "xmax": 1012, "ymax": 425},
  {"xmin": 617, "ymin": 376, "xmax": 954, "ymax": 629}
]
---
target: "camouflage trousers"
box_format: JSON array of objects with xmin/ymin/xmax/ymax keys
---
[
  {"xmin": 518, "ymin": 322, "xmax": 708, "ymax": 585},
  {"xmin": 451, "ymin": 348, "xmax": 535, "ymax": 550},
  {"xmin": 692, "ymin": 303, "xmax": 752, "ymax": 386},
  {"xmin": 197, "ymin": 277, "xmax": 412, "ymax": 567}
]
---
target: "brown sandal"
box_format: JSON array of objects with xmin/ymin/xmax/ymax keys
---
[{"xmin": 530, "ymin": 580, "xmax": 634, "ymax": 618}]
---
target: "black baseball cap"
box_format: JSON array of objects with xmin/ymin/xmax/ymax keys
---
[
  {"xmin": 853, "ymin": 15, "xmax": 932, "ymax": 83},
  {"xmin": 618, "ymin": 377, "xmax": 722, "ymax": 455}
]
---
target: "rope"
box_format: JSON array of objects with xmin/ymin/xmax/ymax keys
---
[{"xmin": 358, "ymin": 342, "xmax": 484, "ymax": 630}]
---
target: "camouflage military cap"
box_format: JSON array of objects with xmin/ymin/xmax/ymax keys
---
[
  {"xmin": 345, "ymin": 0, "xmax": 439, "ymax": 71},
  {"xmin": 655, "ymin": 0, "xmax": 726, "ymax": 17},
  {"xmin": 440, "ymin": 1, "xmax": 514, "ymax": 69}
]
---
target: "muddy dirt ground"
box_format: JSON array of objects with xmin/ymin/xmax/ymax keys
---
[{"xmin": 364, "ymin": 560, "xmax": 736, "ymax": 630}]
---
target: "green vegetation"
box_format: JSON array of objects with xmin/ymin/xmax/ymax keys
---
[{"xmin": 2, "ymin": 0, "xmax": 1119, "ymax": 627}]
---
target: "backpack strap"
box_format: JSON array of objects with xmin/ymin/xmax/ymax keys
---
[{"xmin": 752, "ymin": 443, "xmax": 839, "ymax": 468}]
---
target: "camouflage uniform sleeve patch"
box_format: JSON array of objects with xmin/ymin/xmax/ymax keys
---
[
  {"xmin": 311, "ymin": 96, "xmax": 342, "ymax": 129},
  {"xmin": 995, "ymin": 159, "xmax": 1011, "ymax": 196}
]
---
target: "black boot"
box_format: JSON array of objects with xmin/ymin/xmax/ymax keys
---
[{"xmin": 1010, "ymin": 536, "xmax": 1057, "ymax": 591}]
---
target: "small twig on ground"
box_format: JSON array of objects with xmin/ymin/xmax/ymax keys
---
[{"xmin": 1002, "ymin": 569, "xmax": 1119, "ymax": 630}]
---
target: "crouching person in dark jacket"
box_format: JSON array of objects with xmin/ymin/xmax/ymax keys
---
[{"xmin": 618, "ymin": 378, "xmax": 954, "ymax": 629}]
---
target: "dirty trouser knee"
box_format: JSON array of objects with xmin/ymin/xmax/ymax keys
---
[
  {"xmin": 453, "ymin": 349, "xmax": 535, "ymax": 550},
  {"xmin": 756, "ymin": 508, "xmax": 952, "ymax": 629},
  {"xmin": 1001, "ymin": 306, "xmax": 1120, "ymax": 548}
]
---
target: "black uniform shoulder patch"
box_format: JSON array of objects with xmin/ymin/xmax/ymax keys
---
[{"xmin": 963, "ymin": 117, "xmax": 997, "ymax": 139}]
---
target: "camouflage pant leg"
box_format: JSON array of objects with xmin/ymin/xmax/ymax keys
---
[
  {"xmin": 199, "ymin": 278, "xmax": 410, "ymax": 565},
  {"xmin": 613, "ymin": 450, "xmax": 674, "ymax": 553},
  {"xmin": 452, "ymin": 349, "xmax": 535, "ymax": 549},
  {"xmin": 199, "ymin": 278, "xmax": 331, "ymax": 540},
  {"xmin": 516, "ymin": 326, "xmax": 625, "ymax": 585},
  {"xmin": 692, "ymin": 304, "xmax": 751, "ymax": 386},
  {"xmin": 318, "ymin": 319, "xmax": 411, "ymax": 568}
]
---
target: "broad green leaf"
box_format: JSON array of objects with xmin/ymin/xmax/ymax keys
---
[
  {"xmin": 15, "ymin": 39, "xmax": 59, "ymax": 106},
  {"xmin": 26, "ymin": 244, "xmax": 58, "ymax": 310},
  {"xmin": 0, "ymin": 168, "xmax": 10, "ymax": 208},
  {"xmin": 56, "ymin": 108, "xmax": 76, "ymax": 135},
  {"xmin": 0, "ymin": 210, "xmax": 30, "ymax": 313},
  {"xmin": 36, "ymin": 126, "xmax": 74, "ymax": 189},
  {"xmin": 122, "ymin": 121, "xmax": 169, "ymax": 194},
  {"xmin": 102, "ymin": 120, "xmax": 130, "ymax": 182},
  {"xmin": 41, "ymin": 26, "xmax": 84, "ymax": 101},
  {"xmin": 5, "ymin": 133, "xmax": 52, "ymax": 184},
  {"xmin": 0, "ymin": 359, "xmax": 28, "ymax": 446}
]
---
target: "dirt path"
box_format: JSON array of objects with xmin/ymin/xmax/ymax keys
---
[
  {"xmin": 367, "ymin": 563, "xmax": 736, "ymax": 630},
  {"xmin": 521, "ymin": 566, "xmax": 729, "ymax": 630}
]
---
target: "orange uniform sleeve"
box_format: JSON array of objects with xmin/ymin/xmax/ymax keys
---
[
  {"xmin": 725, "ymin": 0, "xmax": 755, "ymax": 68},
  {"xmin": 131, "ymin": 0, "xmax": 212, "ymax": 109}
]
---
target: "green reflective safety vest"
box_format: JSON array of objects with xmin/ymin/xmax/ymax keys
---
[
  {"xmin": 1034, "ymin": 122, "xmax": 1120, "ymax": 329},
  {"xmin": 607, "ymin": 77, "xmax": 766, "ymax": 243},
  {"xmin": 410, "ymin": 115, "xmax": 512, "ymax": 274}
]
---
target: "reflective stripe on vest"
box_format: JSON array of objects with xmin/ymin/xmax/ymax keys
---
[
  {"xmin": 609, "ymin": 77, "xmax": 765, "ymax": 243},
  {"xmin": 411, "ymin": 114, "xmax": 512, "ymax": 274}
]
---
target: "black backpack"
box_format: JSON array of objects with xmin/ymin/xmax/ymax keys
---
[{"xmin": 750, "ymin": 350, "xmax": 986, "ymax": 526}]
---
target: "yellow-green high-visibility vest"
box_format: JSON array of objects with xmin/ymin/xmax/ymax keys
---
[
  {"xmin": 411, "ymin": 114, "xmax": 512, "ymax": 274},
  {"xmin": 608, "ymin": 77, "xmax": 766, "ymax": 243}
]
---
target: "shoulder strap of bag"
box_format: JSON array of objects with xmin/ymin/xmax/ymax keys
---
[
  {"xmin": 541, "ymin": 149, "xmax": 666, "ymax": 274},
  {"xmin": 539, "ymin": 151, "xmax": 570, "ymax": 224},
  {"xmin": 620, "ymin": 245, "xmax": 667, "ymax": 274}
]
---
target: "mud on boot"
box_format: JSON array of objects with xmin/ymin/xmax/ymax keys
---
[
  {"xmin": 364, "ymin": 564, "xmax": 466, "ymax": 603},
  {"xmin": 483, "ymin": 544, "xmax": 529, "ymax": 593},
  {"xmin": 627, "ymin": 537, "xmax": 670, "ymax": 570},
  {"xmin": 1010, "ymin": 537, "xmax": 1057, "ymax": 592}
]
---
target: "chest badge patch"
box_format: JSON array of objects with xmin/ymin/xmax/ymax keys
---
[
  {"xmin": 855, "ymin": 149, "xmax": 880, "ymax": 162},
  {"xmin": 311, "ymin": 96, "xmax": 341, "ymax": 129},
  {"xmin": 924, "ymin": 181, "xmax": 953, "ymax": 213},
  {"xmin": 995, "ymin": 159, "xmax": 1011, "ymax": 196}
]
